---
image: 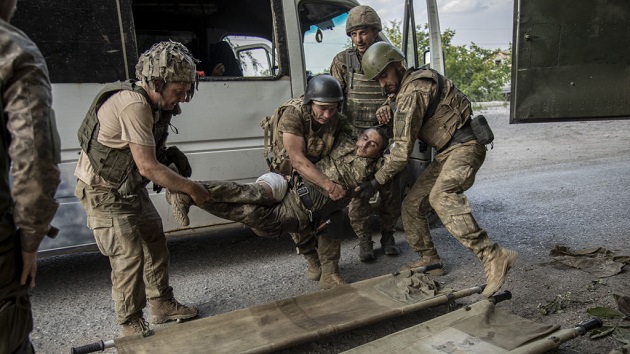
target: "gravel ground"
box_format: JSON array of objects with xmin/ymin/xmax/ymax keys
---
[{"xmin": 29, "ymin": 103, "xmax": 630, "ymax": 354}]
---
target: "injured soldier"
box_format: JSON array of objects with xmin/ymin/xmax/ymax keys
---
[{"xmin": 166, "ymin": 127, "xmax": 387, "ymax": 251}]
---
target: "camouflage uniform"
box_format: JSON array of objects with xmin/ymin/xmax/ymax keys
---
[
  {"xmin": 197, "ymin": 134, "xmax": 376, "ymax": 239},
  {"xmin": 0, "ymin": 18, "xmax": 61, "ymax": 354},
  {"xmin": 331, "ymin": 48, "xmax": 402, "ymax": 259},
  {"xmin": 375, "ymin": 68, "xmax": 509, "ymax": 281},
  {"xmin": 271, "ymin": 98, "xmax": 351, "ymax": 283}
]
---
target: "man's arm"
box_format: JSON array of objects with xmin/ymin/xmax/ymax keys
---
[
  {"xmin": 282, "ymin": 132, "xmax": 345, "ymax": 200},
  {"xmin": 129, "ymin": 142, "xmax": 210, "ymax": 205},
  {"xmin": 374, "ymin": 91, "xmax": 427, "ymax": 185},
  {"xmin": 2, "ymin": 31, "xmax": 61, "ymax": 288}
]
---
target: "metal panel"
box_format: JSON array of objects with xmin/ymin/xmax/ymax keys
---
[{"xmin": 511, "ymin": 0, "xmax": 630, "ymax": 123}]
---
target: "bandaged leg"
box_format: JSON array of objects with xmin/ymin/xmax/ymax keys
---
[{"xmin": 255, "ymin": 172, "xmax": 288, "ymax": 202}]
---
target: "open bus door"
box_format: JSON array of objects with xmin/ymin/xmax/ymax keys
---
[{"xmin": 510, "ymin": 0, "xmax": 630, "ymax": 123}]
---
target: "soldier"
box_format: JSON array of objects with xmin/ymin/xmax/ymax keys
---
[
  {"xmin": 330, "ymin": 5, "xmax": 402, "ymax": 262},
  {"xmin": 358, "ymin": 42, "xmax": 517, "ymax": 297},
  {"xmin": 166, "ymin": 128, "xmax": 387, "ymax": 263},
  {"xmin": 74, "ymin": 41, "xmax": 211, "ymax": 336},
  {"xmin": 268, "ymin": 74, "xmax": 352, "ymax": 289},
  {"xmin": 0, "ymin": 0, "xmax": 61, "ymax": 352}
]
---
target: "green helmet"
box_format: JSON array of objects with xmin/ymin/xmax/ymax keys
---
[
  {"xmin": 135, "ymin": 40, "xmax": 199, "ymax": 100},
  {"xmin": 346, "ymin": 5, "xmax": 382, "ymax": 36},
  {"xmin": 361, "ymin": 42, "xmax": 405, "ymax": 80}
]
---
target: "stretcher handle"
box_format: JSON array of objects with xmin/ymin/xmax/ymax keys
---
[
  {"xmin": 576, "ymin": 317, "xmax": 603, "ymax": 335},
  {"xmin": 489, "ymin": 290, "xmax": 512, "ymax": 304},
  {"xmin": 70, "ymin": 339, "xmax": 115, "ymax": 354}
]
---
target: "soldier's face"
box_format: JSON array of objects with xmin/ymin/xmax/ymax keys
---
[
  {"xmin": 159, "ymin": 82, "xmax": 190, "ymax": 111},
  {"xmin": 311, "ymin": 102, "xmax": 338, "ymax": 125},
  {"xmin": 356, "ymin": 129, "xmax": 384, "ymax": 158},
  {"xmin": 350, "ymin": 28, "xmax": 378, "ymax": 56},
  {"xmin": 376, "ymin": 64, "xmax": 400, "ymax": 95}
]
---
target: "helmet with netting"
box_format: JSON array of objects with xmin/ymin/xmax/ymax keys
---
[
  {"xmin": 346, "ymin": 5, "xmax": 382, "ymax": 36},
  {"xmin": 135, "ymin": 40, "xmax": 199, "ymax": 101},
  {"xmin": 361, "ymin": 42, "xmax": 405, "ymax": 80},
  {"xmin": 304, "ymin": 75, "xmax": 344, "ymax": 104}
]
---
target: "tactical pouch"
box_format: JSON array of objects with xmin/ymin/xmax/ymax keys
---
[{"xmin": 470, "ymin": 115, "xmax": 494, "ymax": 145}]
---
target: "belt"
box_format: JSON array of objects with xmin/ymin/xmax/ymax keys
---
[{"xmin": 438, "ymin": 121, "xmax": 477, "ymax": 153}]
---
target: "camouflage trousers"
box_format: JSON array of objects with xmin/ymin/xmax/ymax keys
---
[
  {"xmin": 348, "ymin": 170, "xmax": 403, "ymax": 239},
  {"xmin": 0, "ymin": 219, "xmax": 34, "ymax": 354},
  {"xmin": 401, "ymin": 141, "xmax": 496, "ymax": 258},
  {"xmin": 195, "ymin": 180, "xmax": 342, "ymax": 271},
  {"xmin": 75, "ymin": 180, "xmax": 174, "ymax": 324}
]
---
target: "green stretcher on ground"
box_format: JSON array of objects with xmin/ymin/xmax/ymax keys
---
[{"xmin": 70, "ymin": 264, "xmax": 601, "ymax": 354}]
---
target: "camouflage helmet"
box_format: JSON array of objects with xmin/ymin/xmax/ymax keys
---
[
  {"xmin": 135, "ymin": 40, "xmax": 199, "ymax": 101},
  {"xmin": 304, "ymin": 74, "xmax": 344, "ymax": 104},
  {"xmin": 361, "ymin": 42, "xmax": 405, "ymax": 80},
  {"xmin": 346, "ymin": 5, "xmax": 382, "ymax": 36}
]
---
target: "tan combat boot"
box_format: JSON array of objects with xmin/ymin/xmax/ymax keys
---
[
  {"xmin": 166, "ymin": 189, "xmax": 192, "ymax": 226},
  {"xmin": 358, "ymin": 235, "xmax": 375, "ymax": 262},
  {"xmin": 399, "ymin": 253, "xmax": 445, "ymax": 275},
  {"xmin": 481, "ymin": 247, "xmax": 518, "ymax": 297},
  {"xmin": 121, "ymin": 313, "xmax": 153, "ymax": 337},
  {"xmin": 380, "ymin": 231, "xmax": 401, "ymax": 256},
  {"xmin": 304, "ymin": 252, "xmax": 321, "ymax": 281},
  {"xmin": 319, "ymin": 262, "xmax": 347, "ymax": 290},
  {"xmin": 149, "ymin": 298, "xmax": 199, "ymax": 324}
]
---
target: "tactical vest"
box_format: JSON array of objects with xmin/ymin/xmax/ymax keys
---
[
  {"xmin": 268, "ymin": 101, "xmax": 339, "ymax": 176},
  {"xmin": 77, "ymin": 80, "xmax": 174, "ymax": 187},
  {"xmin": 343, "ymin": 49, "xmax": 385, "ymax": 131}
]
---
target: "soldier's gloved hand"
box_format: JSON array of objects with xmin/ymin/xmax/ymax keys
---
[
  {"xmin": 355, "ymin": 178, "xmax": 380, "ymax": 199},
  {"xmin": 165, "ymin": 146, "xmax": 192, "ymax": 178}
]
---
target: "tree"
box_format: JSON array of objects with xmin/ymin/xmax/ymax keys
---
[{"xmin": 383, "ymin": 21, "xmax": 511, "ymax": 102}]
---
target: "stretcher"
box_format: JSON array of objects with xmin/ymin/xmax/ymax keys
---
[
  {"xmin": 342, "ymin": 296, "xmax": 603, "ymax": 354},
  {"xmin": 71, "ymin": 264, "xmax": 483, "ymax": 354}
]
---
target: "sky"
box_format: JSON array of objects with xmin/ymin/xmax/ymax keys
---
[{"xmin": 359, "ymin": 0, "xmax": 514, "ymax": 50}]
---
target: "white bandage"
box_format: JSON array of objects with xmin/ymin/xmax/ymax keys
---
[{"xmin": 256, "ymin": 172, "xmax": 288, "ymax": 202}]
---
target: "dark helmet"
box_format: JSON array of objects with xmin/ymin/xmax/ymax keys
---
[
  {"xmin": 361, "ymin": 42, "xmax": 405, "ymax": 80},
  {"xmin": 303, "ymin": 75, "xmax": 344, "ymax": 104},
  {"xmin": 346, "ymin": 5, "xmax": 382, "ymax": 36}
]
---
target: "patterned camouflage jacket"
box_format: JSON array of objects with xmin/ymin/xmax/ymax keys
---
[
  {"xmin": 0, "ymin": 18, "xmax": 61, "ymax": 252},
  {"xmin": 374, "ymin": 68, "xmax": 472, "ymax": 185}
]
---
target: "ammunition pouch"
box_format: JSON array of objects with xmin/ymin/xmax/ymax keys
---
[{"xmin": 470, "ymin": 115, "xmax": 494, "ymax": 146}]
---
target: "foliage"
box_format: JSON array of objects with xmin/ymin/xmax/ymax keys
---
[{"xmin": 383, "ymin": 21, "xmax": 511, "ymax": 102}]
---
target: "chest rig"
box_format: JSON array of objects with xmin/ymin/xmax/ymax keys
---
[{"xmin": 343, "ymin": 49, "xmax": 385, "ymax": 130}]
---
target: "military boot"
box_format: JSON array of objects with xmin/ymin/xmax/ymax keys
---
[
  {"xmin": 165, "ymin": 189, "xmax": 192, "ymax": 226},
  {"xmin": 399, "ymin": 253, "xmax": 445, "ymax": 275},
  {"xmin": 319, "ymin": 262, "xmax": 347, "ymax": 290},
  {"xmin": 149, "ymin": 298, "xmax": 199, "ymax": 324},
  {"xmin": 121, "ymin": 313, "xmax": 153, "ymax": 337},
  {"xmin": 358, "ymin": 235, "xmax": 375, "ymax": 262},
  {"xmin": 380, "ymin": 231, "xmax": 401, "ymax": 256},
  {"xmin": 304, "ymin": 252, "xmax": 321, "ymax": 281},
  {"xmin": 480, "ymin": 247, "xmax": 518, "ymax": 297}
]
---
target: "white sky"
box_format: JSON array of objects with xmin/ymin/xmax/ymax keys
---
[{"xmin": 359, "ymin": 0, "xmax": 514, "ymax": 50}]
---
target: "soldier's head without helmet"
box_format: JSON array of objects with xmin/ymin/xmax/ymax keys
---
[
  {"xmin": 346, "ymin": 5, "xmax": 382, "ymax": 55},
  {"xmin": 356, "ymin": 127, "xmax": 388, "ymax": 158},
  {"xmin": 135, "ymin": 40, "xmax": 199, "ymax": 109},
  {"xmin": 361, "ymin": 42, "xmax": 406, "ymax": 94},
  {"xmin": 304, "ymin": 74, "xmax": 343, "ymax": 125}
]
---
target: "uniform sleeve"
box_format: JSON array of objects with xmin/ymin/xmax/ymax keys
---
[
  {"xmin": 2, "ymin": 30, "xmax": 61, "ymax": 252},
  {"xmin": 277, "ymin": 105, "xmax": 306, "ymax": 137},
  {"xmin": 330, "ymin": 52, "xmax": 348, "ymax": 92},
  {"xmin": 374, "ymin": 90, "xmax": 429, "ymax": 185}
]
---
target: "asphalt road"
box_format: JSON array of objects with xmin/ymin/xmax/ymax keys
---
[{"xmin": 30, "ymin": 104, "xmax": 630, "ymax": 353}]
